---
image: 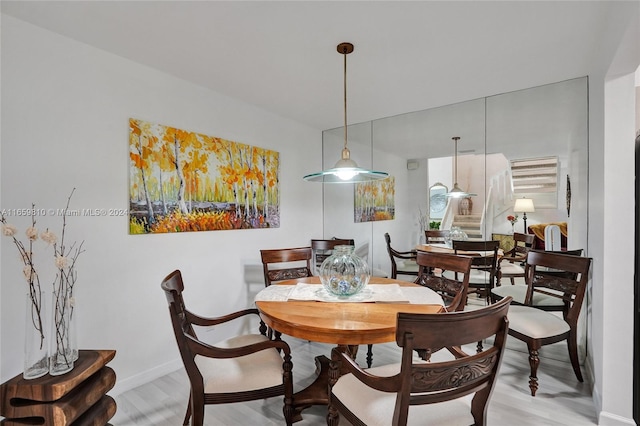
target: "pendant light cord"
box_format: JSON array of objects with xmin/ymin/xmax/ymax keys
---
[
  {"xmin": 453, "ymin": 136, "xmax": 460, "ymax": 186},
  {"xmin": 343, "ymin": 45, "xmax": 348, "ymax": 151}
]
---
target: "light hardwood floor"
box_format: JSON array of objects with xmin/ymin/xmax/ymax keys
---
[{"xmin": 111, "ymin": 326, "xmax": 597, "ymax": 425}]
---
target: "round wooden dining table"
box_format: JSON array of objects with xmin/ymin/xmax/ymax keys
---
[{"xmin": 254, "ymin": 276, "xmax": 444, "ymax": 422}]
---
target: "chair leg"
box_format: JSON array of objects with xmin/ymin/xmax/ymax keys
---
[
  {"xmin": 182, "ymin": 397, "xmax": 191, "ymax": 426},
  {"xmin": 567, "ymin": 331, "xmax": 584, "ymax": 382},
  {"xmin": 470, "ymin": 386, "xmax": 491, "ymax": 426},
  {"xmin": 510, "ymin": 277, "xmax": 516, "ymax": 285},
  {"xmin": 527, "ymin": 345, "xmax": 540, "ymax": 396},
  {"xmin": 191, "ymin": 399, "xmax": 204, "ymax": 426},
  {"xmin": 366, "ymin": 344, "xmax": 373, "ymax": 368}
]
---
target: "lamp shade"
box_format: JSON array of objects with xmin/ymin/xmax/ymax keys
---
[
  {"xmin": 303, "ymin": 42, "xmax": 388, "ymax": 183},
  {"xmin": 514, "ymin": 198, "xmax": 535, "ymax": 213}
]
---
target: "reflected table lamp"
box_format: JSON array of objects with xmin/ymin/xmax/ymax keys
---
[{"xmin": 514, "ymin": 198, "xmax": 535, "ymax": 233}]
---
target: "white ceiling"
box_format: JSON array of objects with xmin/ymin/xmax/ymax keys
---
[{"xmin": 0, "ymin": 1, "xmax": 633, "ymax": 132}]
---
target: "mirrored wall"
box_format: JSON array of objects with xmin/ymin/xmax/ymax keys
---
[{"xmin": 322, "ymin": 77, "xmax": 588, "ymax": 277}]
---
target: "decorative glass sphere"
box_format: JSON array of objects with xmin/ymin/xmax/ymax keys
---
[
  {"xmin": 445, "ymin": 226, "xmax": 468, "ymax": 247},
  {"xmin": 319, "ymin": 245, "xmax": 370, "ymax": 297}
]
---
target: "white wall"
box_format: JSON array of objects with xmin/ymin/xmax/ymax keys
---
[{"xmin": 0, "ymin": 16, "xmax": 323, "ymax": 393}]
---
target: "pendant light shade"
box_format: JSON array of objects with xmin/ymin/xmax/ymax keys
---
[
  {"xmin": 304, "ymin": 43, "xmax": 389, "ymax": 183},
  {"xmin": 446, "ymin": 136, "xmax": 476, "ymax": 197}
]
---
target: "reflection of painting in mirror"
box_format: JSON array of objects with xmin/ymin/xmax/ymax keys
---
[
  {"xmin": 354, "ymin": 176, "xmax": 395, "ymax": 223},
  {"xmin": 429, "ymin": 182, "xmax": 448, "ymax": 220}
]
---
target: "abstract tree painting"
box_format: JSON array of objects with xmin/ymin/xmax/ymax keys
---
[
  {"xmin": 129, "ymin": 118, "xmax": 280, "ymax": 234},
  {"xmin": 354, "ymin": 176, "xmax": 395, "ymax": 223}
]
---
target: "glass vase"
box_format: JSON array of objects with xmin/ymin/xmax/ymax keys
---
[
  {"xmin": 49, "ymin": 289, "xmax": 74, "ymax": 376},
  {"xmin": 319, "ymin": 245, "xmax": 370, "ymax": 297},
  {"xmin": 445, "ymin": 226, "xmax": 468, "ymax": 247},
  {"xmin": 23, "ymin": 290, "xmax": 48, "ymax": 380}
]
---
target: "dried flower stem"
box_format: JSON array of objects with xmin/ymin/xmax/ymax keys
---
[
  {"xmin": 1, "ymin": 205, "xmax": 45, "ymax": 349},
  {"xmin": 52, "ymin": 188, "xmax": 84, "ymax": 368}
]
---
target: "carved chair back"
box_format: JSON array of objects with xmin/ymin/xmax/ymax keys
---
[
  {"xmin": 424, "ymin": 229, "xmax": 450, "ymax": 244},
  {"xmin": 524, "ymin": 250, "xmax": 591, "ymax": 326},
  {"xmin": 328, "ymin": 297, "xmax": 511, "ymax": 426},
  {"xmin": 260, "ymin": 247, "xmax": 313, "ymax": 286},
  {"xmin": 310, "ymin": 238, "xmax": 355, "ymax": 274},
  {"xmin": 414, "ymin": 251, "xmax": 472, "ymax": 312},
  {"xmin": 452, "ymin": 240, "xmax": 500, "ymax": 303}
]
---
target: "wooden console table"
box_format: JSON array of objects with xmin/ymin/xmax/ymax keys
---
[{"xmin": 0, "ymin": 349, "xmax": 116, "ymax": 425}]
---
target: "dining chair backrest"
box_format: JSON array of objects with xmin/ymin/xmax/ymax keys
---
[
  {"xmin": 414, "ymin": 251, "xmax": 472, "ymax": 311},
  {"xmin": 425, "ymin": 230, "xmax": 450, "ymax": 244},
  {"xmin": 310, "ymin": 238, "xmax": 355, "ymax": 274},
  {"xmin": 451, "ymin": 240, "xmax": 500, "ymax": 303},
  {"xmin": 327, "ymin": 297, "xmax": 511, "ymax": 426},
  {"xmin": 260, "ymin": 246, "xmax": 313, "ymax": 286},
  {"xmin": 508, "ymin": 232, "xmax": 535, "ymax": 258},
  {"xmin": 524, "ymin": 250, "xmax": 592, "ymax": 325}
]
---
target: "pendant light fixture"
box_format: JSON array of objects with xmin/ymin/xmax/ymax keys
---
[
  {"xmin": 446, "ymin": 136, "xmax": 476, "ymax": 198},
  {"xmin": 303, "ymin": 43, "xmax": 389, "ymax": 183}
]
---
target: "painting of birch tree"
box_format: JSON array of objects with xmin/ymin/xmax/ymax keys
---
[
  {"xmin": 354, "ymin": 176, "xmax": 395, "ymax": 223},
  {"xmin": 128, "ymin": 118, "xmax": 280, "ymax": 234}
]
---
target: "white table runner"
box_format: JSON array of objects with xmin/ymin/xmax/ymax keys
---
[{"xmin": 255, "ymin": 283, "xmax": 444, "ymax": 305}]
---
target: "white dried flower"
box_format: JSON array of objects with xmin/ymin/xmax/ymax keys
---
[
  {"xmin": 55, "ymin": 255, "xmax": 68, "ymax": 269},
  {"xmin": 2, "ymin": 223, "xmax": 17, "ymax": 237},
  {"xmin": 41, "ymin": 229, "xmax": 57, "ymax": 245},
  {"xmin": 25, "ymin": 226, "xmax": 39, "ymax": 241},
  {"xmin": 23, "ymin": 265, "xmax": 35, "ymax": 281}
]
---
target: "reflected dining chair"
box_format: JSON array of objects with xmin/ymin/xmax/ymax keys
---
[
  {"xmin": 161, "ymin": 270, "xmax": 294, "ymax": 426},
  {"xmin": 424, "ymin": 229, "xmax": 450, "ymax": 244},
  {"xmin": 260, "ymin": 246, "xmax": 313, "ymax": 287},
  {"xmin": 414, "ymin": 251, "xmax": 472, "ymax": 312},
  {"xmin": 444, "ymin": 240, "xmax": 500, "ymax": 305},
  {"xmin": 495, "ymin": 232, "xmax": 534, "ymax": 286},
  {"xmin": 506, "ymin": 250, "xmax": 592, "ymax": 396},
  {"xmin": 310, "ymin": 238, "xmax": 354, "ymax": 275},
  {"xmin": 383, "ymin": 232, "xmax": 419, "ymax": 280},
  {"xmin": 327, "ymin": 297, "xmax": 511, "ymax": 426},
  {"xmin": 491, "ymin": 249, "xmax": 584, "ymax": 317}
]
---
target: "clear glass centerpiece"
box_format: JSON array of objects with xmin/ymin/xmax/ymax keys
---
[
  {"xmin": 444, "ymin": 226, "xmax": 469, "ymax": 247},
  {"xmin": 319, "ymin": 245, "xmax": 370, "ymax": 297}
]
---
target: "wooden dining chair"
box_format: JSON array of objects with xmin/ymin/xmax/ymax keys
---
[
  {"xmin": 414, "ymin": 251, "xmax": 472, "ymax": 312},
  {"xmin": 444, "ymin": 240, "xmax": 500, "ymax": 305},
  {"xmin": 496, "ymin": 232, "xmax": 534, "ymax": 286},
  {"xmin": 383, "ymin": 232, "xmax": 419, "ymax": 279},
  {"xmin": 424, "ymin": 229, "xmax": 450, "ymax": 244},
  {"xmin": 161, "ymin": 270, "xmax": 294, "ymax": 426},
  {"xmin": 327, "ymin": 297, "xmax": 511, "ymax": 426},
  {"xmin": 310, "ymin": 238, "xmax": 354, "ymax": 275},
  {"xmin": 260, "ymin": 246, "xmax": 313, "ymax": 287},
  {"xmin": 506, "ymin": 250, "xmax": 592, "ymax": 396}
]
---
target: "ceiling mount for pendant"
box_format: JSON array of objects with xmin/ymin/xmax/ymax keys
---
[
  {"xmin": 446, "ymin": 136, "xmax": 476, "ymax": 198},
  {"xmin": 303, "ymin": 42, "xmax": 389, "ymax": 183}
]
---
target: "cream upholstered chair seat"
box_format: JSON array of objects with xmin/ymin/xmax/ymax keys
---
[
  {"xmin": 195, "ymin": 334, "xmax": 285, "ymax": 393},
  {"xmin": 507, "ymin": 305, "xmax": 570, "ymax": 339},
  {"xmin": 396, "ymin": 259, "xmax": 420, "ymax": 274},
  {"xmin": 491, "ymin": 285, "xmax": 564, "ymax": 309},
  {"xmin": 442, "ymin": 269, "xmax": 490, "ymax": 284},
  {"xmin": 498, "ymin": 262, "xmax": 525, "ymax": 276},
  {"xmin": 331, "ymin": 363, "xmax": 474, "ymax": 426}
]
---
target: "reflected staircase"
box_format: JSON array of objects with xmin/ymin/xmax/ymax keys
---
[{"xmin": 452, "ymin": 214, "xmax": 483, "ymax": 241}]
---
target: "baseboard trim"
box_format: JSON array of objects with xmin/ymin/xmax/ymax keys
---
[
  {"xmin": 598, "ymin": 411, "xmax": 637, "ymax": 426},
  {"xmin": 109, "ymin": 358, "xmax": 182, "ymax": 397}
]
